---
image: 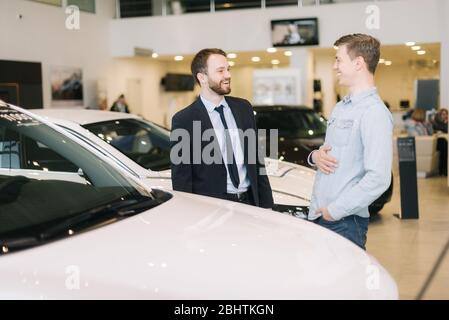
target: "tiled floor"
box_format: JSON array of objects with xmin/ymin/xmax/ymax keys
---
[{"xmin": 367, "ymin": 174, "xmax": 449, "ymax": 300}]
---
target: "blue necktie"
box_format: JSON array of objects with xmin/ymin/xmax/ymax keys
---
[{"xmin": 215, "ymin": 105, "xmax": 240, "ymax": 189}]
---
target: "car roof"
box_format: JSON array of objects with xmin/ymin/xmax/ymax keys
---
[
  {"xmin": 253, "ymin": 105, "xmax": 314, "ymax": 112},
  {"xmin": 30, "ymin": 108, "xmax": 141, "ymax": 125}
]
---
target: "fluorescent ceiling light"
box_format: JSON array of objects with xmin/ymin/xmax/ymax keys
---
[
  {"xmin": 251, "ymin": 56, "xmax": 261, "ymax": 62},
  {"xmin": 284, "ymin": 51, "xmax": 292, "ymax": 57},
  {"xmin": 152, "ymin": 53, "xmax": 159, "ymax": 58},
  {"xmin": 174, "ymin": 56, "xmax": 184, "ymax": 61},
  {"xmin": 271, "ymin": 59, "xmax": 280, "ymax": 65},
  {"xmin": 417, "ymin": 50, "xmax": 426, "ymax": 55},
  {"xmin": 227, "ymin": 53, "xmax": 237, "ymax": 59},
  {"xmin": 411, "ymin": 46, "xmax": 421, "ymax": 51},
  {"xmin": 405, "ymin": 42, "xmax": 416, "ymax": 46},
  {"xmin": 267, "ymin": 47, "xmax": 277, "ymax": 53}
]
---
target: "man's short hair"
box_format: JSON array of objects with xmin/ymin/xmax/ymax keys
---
[
  {"xmin": 191, "ymin": 48, "xmax": 227, "ymax": 85},
  {"xmin": 334, "ymin": 34, "xmax": 381, "ymax": 75}
]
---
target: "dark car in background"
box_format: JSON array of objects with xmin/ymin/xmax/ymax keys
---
[{"xmin": 253, "ymin": 105, "xmax": 393, "ymax": 215}]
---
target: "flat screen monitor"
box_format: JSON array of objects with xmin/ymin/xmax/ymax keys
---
[
  {"xmin": 162, "ymin": 73, "xmax": 195, "ymax": 91},
  {"xmin": 271, "ymin": 17, "xmax": 319, "ymax": 47}
]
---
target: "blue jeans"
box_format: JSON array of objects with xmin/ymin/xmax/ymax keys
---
[{"xmin": 315, "ymin": 215, "xmax": 369, "ymax": 250}]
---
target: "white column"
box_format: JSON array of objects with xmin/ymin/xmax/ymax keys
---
[{"xmin": 288, "ymin": 48, "xmax": 314, "ymax": 107}]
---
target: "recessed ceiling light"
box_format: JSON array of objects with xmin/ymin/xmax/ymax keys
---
[
  {"xmin": 152, "ymin": 53, "xmax": 159, "ymax": 58},
  {"xmin": 267, "ymin": 47, "xmax": 277, "ymax": 53},
  {"xmin": 417, "ymin": 50, "xmax": 426, "ymax": 55},
  {"xmin": 174, "ymin": 56, "xmax": 184, "ymax": 61},
  {"xmin": 284, "ymin": 51, "xmax": 292, "ymax": 57},
  {"xmin": 405, "ymin": 42, "xmax": 416, "ymax": 46},
  {"xmin": 385, "ymin": 61, "xmax": 392, "ymax": 66},
  {"xmin": 228, "ymin": 61, "xmax": 235, "ymax": 67},
  {"xmin": 227, "ymin": 53, "xmax": 237, "ymax": 59},
  {"xmin": 251, "ymin": 56, "xmax": 261, "ymax": 62},
  {"xmin": 333, "ymin": 46, "xmax": 338, "ymax": 50},
  {"xmin": 271, "ymin": 59, "xmax": 280, "ymax": 65},
  {"xmin": 379, "ymin": 58, "xmax": 385, "ymax": 64},
  {"xmin": 411, "ymin": 46, "xmax": 421, "ymax": 51}
]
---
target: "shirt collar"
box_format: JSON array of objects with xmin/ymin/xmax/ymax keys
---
[
  {"xmin": 341, "ymin": 87, "xmax": 377, "ymax": 105},
  {"xmin": 200, "ymin": 95, "xmax": 229, "ymax": 114}
]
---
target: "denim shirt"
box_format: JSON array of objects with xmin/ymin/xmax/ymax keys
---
[{"xmin": 309, "ymin": 88, "xmax": 393, "ymax": 221}]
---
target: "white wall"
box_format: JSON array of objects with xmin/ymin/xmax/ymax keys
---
[
  {"xmin": 110, "ymin": 0, "xmax": 442, "ymax": 55},
  {"xmin": 0, "ymin": 0, "xmax": 116, "ymax": 108}
]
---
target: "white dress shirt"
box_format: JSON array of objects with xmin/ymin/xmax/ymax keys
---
[{"xmin": 200, "ymin": 96, "xmax": 250, "ymax": 194}]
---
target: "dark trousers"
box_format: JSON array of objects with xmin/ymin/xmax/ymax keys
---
[
  {"xmin": 315, "ymin": 215, "xmax": 369, "ymax": 250},
  {"xmin": 224, "ymin": 189, "xmax": 255, "ymax": 206},
  {"xmin": 437, "ymin": 138, "xmax": 448, "ymax": 176}
]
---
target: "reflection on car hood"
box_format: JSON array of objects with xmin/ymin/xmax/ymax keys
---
[
  {"xmin": 145, "ymin": 159, "xmax": 315, "ymax": 204},
  {"xmin": 0, "ymin": 191, "xmax": 397, "ymax": 299}
]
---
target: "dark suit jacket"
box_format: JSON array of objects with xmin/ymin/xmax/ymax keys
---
[{"xmin": 170, "ymin": 96, "xmax": 274, "ymax": 208}]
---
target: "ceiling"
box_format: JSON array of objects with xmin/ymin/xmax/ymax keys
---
[{"xmin": 148, "ymin": 42, "xmax": 440, "ymax": 69}]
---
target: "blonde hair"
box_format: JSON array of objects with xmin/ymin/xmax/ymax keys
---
[{"xmin": 411, "ymin": 109, "xmax": 426, "ymax": 122}]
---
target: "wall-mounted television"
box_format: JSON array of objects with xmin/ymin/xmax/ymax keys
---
[
  {"xmin": 161, "ymin": 73, "xmax": 195, "ymax": 91},
  {"xmin": 271, "ymin": 17, "xmax": 319, "ymax": 47}
]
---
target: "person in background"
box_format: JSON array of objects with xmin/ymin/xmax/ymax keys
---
[
  {"xmin": 110, "ymin": 94, "xmax": 130, "ymax": 113},
  {"xmin": 405, "ymin": 108, "xmax": 433, "ymax": 136},
  {"xmin": 433, "ymin": 108, "xmax": 448, "ymax": 134},
  {"xmin": 433, "ymin": 109, "xmax": 448, "ymax": 176}
]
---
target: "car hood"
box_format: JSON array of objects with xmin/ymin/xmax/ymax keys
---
[
  {"xmin": 0, "ymin": 191, "xmax": 397, "ymax": 300},
  {"xmin": 146, "ymin": 159, "xmax": 315, "ymax": 206}
]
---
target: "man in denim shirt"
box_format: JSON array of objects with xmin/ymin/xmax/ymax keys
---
[{"xmin": 308, "ymin": 34, "xmax": 393, "ymax": 250}]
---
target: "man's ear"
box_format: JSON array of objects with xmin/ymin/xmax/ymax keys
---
[
  {"xmin": 355, "ymin": 56, "xmax": 366, "ymax": 71},
  {"xmin": 197, "ymin": 73, "xmax": 207, "ymax": 86}
]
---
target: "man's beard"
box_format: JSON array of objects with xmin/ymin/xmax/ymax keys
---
[{"xmin": 209, "ymin": 79, "xmax": 231, "ymax": 95}]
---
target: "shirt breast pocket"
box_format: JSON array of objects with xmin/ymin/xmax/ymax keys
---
[{"xmin": 329, "ymin": 118, "xmax": 354, "ymax": 147}]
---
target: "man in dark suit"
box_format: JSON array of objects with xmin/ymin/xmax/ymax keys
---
[{"xmin": 170, "ymin": 48, "xmax": 273, "ymax": 208}]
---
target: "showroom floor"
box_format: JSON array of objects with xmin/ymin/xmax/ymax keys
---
[{"xmin": 367, "ymin": 174, "xmax": 449, "ymax": 300}]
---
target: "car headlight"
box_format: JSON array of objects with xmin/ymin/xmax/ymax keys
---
[{"xmin": 272, "ymin": 204, "xmax": 309, "ymax": 220}]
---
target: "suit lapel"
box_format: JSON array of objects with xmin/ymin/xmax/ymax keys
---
[
  {"xmin": 226, "ymin": 97, "xmax": 246, "ymax": 131},
  {"xmin": 192, "ymin": 98, "xmax": 214, "ymax": 130},
  {"xmin": 192, "ymin": 97, "xmax": 226, "ymax": 165}
]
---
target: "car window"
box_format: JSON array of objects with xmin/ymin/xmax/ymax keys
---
[
  {"xmin": 256, "ymin": 109, "xmax": 327, "ymax": 138},
  {"xmin": 0, "ymin": 105, "xmax": 172, "ymax": 254},
  {"xmin": 84, "ymin": 119, "xmax": 171, "ymax": 171}
]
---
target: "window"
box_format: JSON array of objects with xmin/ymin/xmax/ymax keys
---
[
  {"xmin": 29, "ymin": 0, "xmax": 62, "ymax": 6},
  {"xmin": 120, "ymin": 0, "xmax": 152, "ymax": 18},
  {"xmin": 168, "ymin": 0, "xmax": 210, "ymax": 14},
  {"xmin": 215, "ymin": 0, "xmax": 261, "ymax": 11},
  {"xmin": 67, "ymin": 0, "xmax": 96, "ymax": 13},
  {"xmin": 266, "ymin": 0, "xmax": 298, "ymax": 7},
  {"xmin": 84, "ymin": 119, "xmax": 171, "ymax": 171}
]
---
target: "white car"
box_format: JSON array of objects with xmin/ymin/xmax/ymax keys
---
[
  {"xmin": 0, "ymin": 102, "xmax": 398, "ymax": 299},
  {"xmin": 32, "ymin": 108, "xmax": 315, "ymax": 218}
]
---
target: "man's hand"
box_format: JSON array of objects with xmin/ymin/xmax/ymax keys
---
[
  {"xmin": 312, "ymin": 145, "xmax": 338, "ymax": 174},
  {"xmin": 316, "ymin": 207, "xmax": 335, "ymax": 221}
]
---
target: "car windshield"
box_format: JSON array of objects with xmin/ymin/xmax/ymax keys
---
[
  {"xmin": 0, "ymin": 105, "xmax": 171, "ymax": 252},
  {"xmin": 255, "ymin": 109, "xmax": 327, "ymax": 139},
  {"xmin": 83, "ymin": 119, "xmax": 171, "ymax": 171}
]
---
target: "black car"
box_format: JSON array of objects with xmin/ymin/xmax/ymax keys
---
[{"xmin": 253, "ymin": 105, "xmax": 393, "ymax": 215}]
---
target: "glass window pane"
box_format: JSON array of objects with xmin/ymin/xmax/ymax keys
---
[
  {"xmin": 266, "ymin": 0, "xmax": 298, "ymax": 7},
  {"xmin": 67, "ymin": 0, "xmax": 96, "ymax": 13},
  {"xmin": 120, "ymin": 0, "xmax": 152, "ymax": 18},
  {"xmin": 84, "ymin": 119, "xmax": 171, "ymax": 171},
  {"xmin": 29, "ymin": 0, "xmax": 62, "ymax": 6},
  {"xmin": 215, "ymin": 0, "xmax": 261, "ymax": 11},
  {"xmin": 168, "ymin": 0, "xmax": 210, "ymax": 14}
]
